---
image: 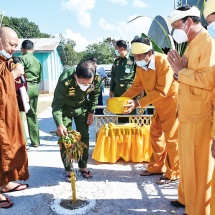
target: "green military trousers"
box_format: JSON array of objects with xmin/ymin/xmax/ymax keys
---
[
  {"xmin": 26, "ymin": 83, "xmax": 40, "ymax": 146},
  {"xmin": 60, "ymin": 111, "xmax": 89, "ymax": 170}
]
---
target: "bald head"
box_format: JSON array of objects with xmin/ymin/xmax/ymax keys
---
[{"xmin": 0, "ymin": 27, "xmax": 18, "ymax": 57}]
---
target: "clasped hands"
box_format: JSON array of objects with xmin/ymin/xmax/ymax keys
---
[{"xmin": 167, "ymin": 49, "xmax": 188, "ymax": 76}]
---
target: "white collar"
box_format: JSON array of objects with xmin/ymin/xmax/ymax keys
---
[{"xmin": 142, "ymin": 54, "xmax": 155, "ymax": 71}]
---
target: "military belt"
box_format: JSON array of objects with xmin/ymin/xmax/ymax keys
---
[
  {"xmin": 117, "ymin": 83, "xmax": 132, "ymax": 87},
  {"xmin": 27, "ymin": 81, "xmax": 37, "ymax": 84}
]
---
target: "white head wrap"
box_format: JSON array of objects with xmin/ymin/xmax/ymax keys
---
[
  {"xmin": 168, "ymin": 6, "xmax": 200, "ymax": 24},
  {"xmin": 131, "ymin": 42, "xmax": 152, "ymax": 54},
  {"xmin": 204, "ymin": 0, "xmax": 215, "ymax": 19}
]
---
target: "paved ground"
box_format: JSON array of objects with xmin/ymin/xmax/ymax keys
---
[{"xmin": 1, "ymin": 89, "xmax": 185, "ymax": 215}]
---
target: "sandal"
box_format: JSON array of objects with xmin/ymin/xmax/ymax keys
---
[
  {"xmin": 140, "ymin": 170, "xmax": 163, "ymax": 176},
  {"xmin": 1, "ymin": 184, "xmax": 29, "ymax": 193},
  {"xmin": 79, "ymin": 171, "xmax": 92, "ymax": 179},
  {"xmin": 156, "ymin": 175, "xmax": 177, "ymax": 185},
  {"xmin": 0, "ymin": 197, "xmax": 13, "ymax": 209}
]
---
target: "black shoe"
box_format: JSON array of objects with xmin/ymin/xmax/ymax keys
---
[{"xmin": 170, "ymin": 200, "xmax": 185, "ymax": 208}]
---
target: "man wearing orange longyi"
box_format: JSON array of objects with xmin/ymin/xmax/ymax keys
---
[
  {"xmin": 122, "ymin": 37, "xmax": 179, "ymax": 185},
  {"xmin": 167, "ymin": 5, "xmax": 215, "ymax": 215}
]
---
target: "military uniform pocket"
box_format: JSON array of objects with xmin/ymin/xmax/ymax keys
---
[{"xmin": 179, "ymin": 85, "xmax": 202, "ymax": 115}]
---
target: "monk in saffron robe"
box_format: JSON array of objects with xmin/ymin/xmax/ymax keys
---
[
  {"xmin": 0, "ymin": 27, "xmax": 29, "ymax": 209},
  {"xmin": 167, "ymin": 5, "xmax": 215, "ymax": 215},
  {"xmin": 122, "ymin": 37, "xmax": 179, "ymax": 184}
]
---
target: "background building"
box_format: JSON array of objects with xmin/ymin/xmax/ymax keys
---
[{"xmin": 14, "ymin": 38, "xmax": 66, "ymax": 93}]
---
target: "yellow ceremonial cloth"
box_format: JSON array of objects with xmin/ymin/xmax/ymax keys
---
[{"xmin": 92, "ymin": 123, "xmax": 152, "ymax": 163}]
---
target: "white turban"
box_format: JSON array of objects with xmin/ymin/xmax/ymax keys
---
[
  {"xmin": 131, "ymin": 42, "xmax": 152, "ymax": 54},
  {"xmin": 168, "ymin": 6, "xmax": 200, "ymax": 24},
  {"xmin": 204, "ymin": 0, "xmax": 215, "ymax": 19}
]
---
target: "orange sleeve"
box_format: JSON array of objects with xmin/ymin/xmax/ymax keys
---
[
  {"xmin": 121, "ymin": 70, "xmax": 143, "ymax": 99},
  {"xmin": 178, "ymin": 40, "xmax": 215, "ymax": 91}
]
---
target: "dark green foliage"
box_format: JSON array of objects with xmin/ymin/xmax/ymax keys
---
[
  {"xmin": 1, "ymin": 16, "xmax": 115, "ymax": 66},
  {"xmin": 2, "ymin": 16, "xmax": 51, "ymax": 38},
  {"xmin": 81, "ymin": 39, "xmax": 115, "ymax": 64}
]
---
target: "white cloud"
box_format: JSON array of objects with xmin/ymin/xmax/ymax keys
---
[
  {"xmin": 63, "ymin": 29, "xmax": 101, "ymax": 52},
  {"xmin": 109, "ymin": 0, "xmax": 127, "ymax": 5},
  {"xmin": 97, "ymin": 15, "xmax": 152, "ymax": 44},
  {"xmin": 132, "ymin": 0, "xmax": 148, "ymax": 8},
  {"xmin": 61, "ymin": 15, "xmax": 152, "ymax": 52},
  {"xmin": 118, "ymin": 15, "xmax": 152, "ymax": 43},
  {"xmin": 61, "ymin": 0, "xmax": 95, "ymax": 27},
  {"xmin": 99, "ymin": 18, "xmax": 117, "ymax": 31}
]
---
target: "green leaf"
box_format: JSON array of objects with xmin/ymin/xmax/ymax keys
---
[
  {"xmin": 141, "ymin": 33, "xmax": 164, "ymax": 54},
  {"xmin": 127, "ymin": 16, "xmax": 173, "ymax": 49}
]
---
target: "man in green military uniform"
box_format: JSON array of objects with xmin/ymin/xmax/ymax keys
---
[
  {"xmin": 52, "ymin": 60, "xmax": 101, "ymax": 179},
  {"xmin": 110, "ymin": 40, "xmax": 136, "ymax": 123},
  {"xmin": 19, "ymin": 40, "xmax": 42, "ymax": 147}
]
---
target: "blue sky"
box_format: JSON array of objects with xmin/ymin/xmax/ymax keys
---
[{"xmin": 1, "ymin": 0, "xmax": 176, "ymax": 51}]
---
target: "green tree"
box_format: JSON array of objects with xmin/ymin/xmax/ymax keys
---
[
  {"xmin": 59, "ymin": 34, "xmax": 83, "ymax": 67},
  {"xmin": 82, "ymin": 39, "xmax": 115, "ymax": 64},
  {"xmin": 63, "ymin": 43, "xmax": 83, "ymax": 67},
  {"xmin": 2, "ymin": 16, "xmax": 50, "ymax": 38}
]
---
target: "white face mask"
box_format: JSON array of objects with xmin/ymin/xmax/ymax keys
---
[
  {"xmin": 0, "ymin": 42, "xmax": 12, "ymax": 59},
  {"xmin": 77, "ymin": 82, "xmax": 89, "ymax": 91},
  {"xmin": 136, "ymin": 59, "xmax": 148, "ymax": 68},
  {"xmin": 172, "ymin": 22, "xmax": 190, "ymax": 44},
  {"xmin": 208, "ymin": 22, "xmax": 215, "ymax": 39}
]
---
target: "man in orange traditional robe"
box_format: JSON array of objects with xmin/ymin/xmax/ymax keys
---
[
  {"xmin": 167, "ymin": 5, "xmax": 215, "ymax": 215},
  {"xmin": 0, "ymin": 27, "xmax": 29, "ymax": 209},
  {"xmin": 204, "ymin": 1, "xmax": 215, "ymax": 214},
  {"xmin": 122, "ymin": 37, "xmax": 179, "ymax": 184}
]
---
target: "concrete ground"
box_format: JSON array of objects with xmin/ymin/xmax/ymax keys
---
[{"xmin": 1, "ymin": 88, "xmax": 185, "ymax": 215}]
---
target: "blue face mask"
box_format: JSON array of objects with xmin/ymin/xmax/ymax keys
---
[
  {"xmin": 208, "ymin": 22, "xmax": 215, "ymax": 39},
  {"xmin": 115, "ymin": 49, "xmax": 120, "ymax": 57},
  {"xmin": 136, "ymin": 59, "xmax": 147, "ymax": 68},
  {"xmin": 0, "ymin": 40, "xmax": 12, "ymax": 59},
  {"xmin": 0, "ymin": 49, "xmax": 12, "ymax": 59}
]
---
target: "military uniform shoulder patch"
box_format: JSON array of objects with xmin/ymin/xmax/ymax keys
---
[
  {"xmin": 87, "ymin": 84, "xmax": 95, "ymax": 93},
  {"xmin": 68, "ymin": 87, "xmax": 76, "ymax": 96},
  {"xmin": 115, "ymin": 58, "xmax": 120, "ymax": 66},
  {"xmin": 94, "ymin": 75, "xmax": 100, "ymax": 82},
  {"xmin": 127, "ymin": 59, "xmax": 133, "ymax": 66}
]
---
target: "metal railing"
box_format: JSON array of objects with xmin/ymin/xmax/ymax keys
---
[{"xmin": 94, "ymin": 105, "xmax": 154, "ymax": 135}]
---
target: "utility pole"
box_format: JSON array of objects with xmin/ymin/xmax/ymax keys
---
[{"xmin": 0, "ymin": 11, "xmax": 4, "ymax": 27}]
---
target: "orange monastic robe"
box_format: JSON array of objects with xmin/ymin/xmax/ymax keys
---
[
  {"xmin": 0, "ymin": 55, "xmax": 29, "ymax": 186},
  {"xmin": 177, "ymin": 29, "xmax": 215, "ymax": 215},
  {"xmin": 211, "ymin": 88, "xmax": 215, "ymax": 215},
  {"xmin": 122, "ymin": 52, "xmax": 179, "ymax": 180}
]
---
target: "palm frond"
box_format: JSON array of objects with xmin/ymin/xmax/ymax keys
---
[
  {"xmin": 141, "ymin": 33, "xmax": 164, "ymax": 53},
  {"xmin": 127, "ymin": 16, "xmax": 173, "ymax": 49}
]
